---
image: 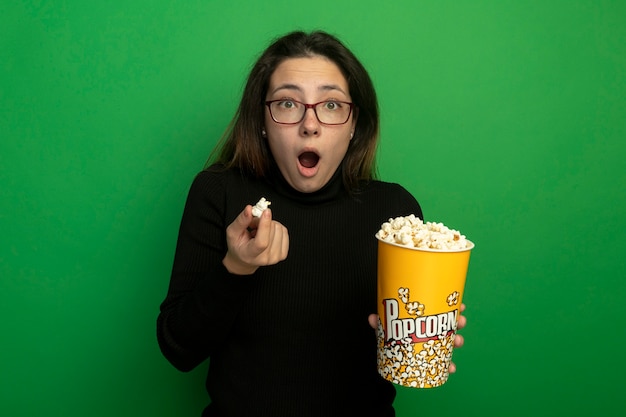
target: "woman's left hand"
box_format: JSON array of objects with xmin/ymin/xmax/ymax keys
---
[
  {"xmin": 449, "ymin": 303, "xmax": 466, "ymax": 373},
  {"xmin": 368, "ymin": 303, "xmax": 467, "ymax": 374}
]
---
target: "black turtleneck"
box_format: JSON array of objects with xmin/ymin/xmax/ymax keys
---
[{"xmin": 157, "ymin": 164, "xmax": 423, "ymax": 417}]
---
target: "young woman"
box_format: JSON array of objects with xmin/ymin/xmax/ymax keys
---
[{"xmin": 157, "ymin": 30, "xmax": 466, "ymax": 417}]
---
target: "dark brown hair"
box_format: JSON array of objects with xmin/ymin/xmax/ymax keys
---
[{"xmin": 209, "ymin": 30, "xmax": 380, "ymax": 191}]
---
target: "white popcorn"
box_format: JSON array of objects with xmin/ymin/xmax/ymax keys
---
[
  {"xmin": 398, "ymin": 288, "xmax": 410, "ymax": 304},
  {"xmin": 251, "ymin": 197, "xmax": 271, "ymax": 217},
  {"xmin": 405, "ymin": 301, "xmax": 424, "ymax": 316},
  {"xmin": 447, "ymin": 291, "xmax": 460, "ymax": 306},
  {"xmin": 377, "ymin": 318, "xmax": 455, "ymax": 388},
  {"xmin": 376, "ymin": 215, "xmax": 471, "ymax": 251}
]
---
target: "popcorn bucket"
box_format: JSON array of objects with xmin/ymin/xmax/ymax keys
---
[{"xmin": 376, "ymin": 237, "xmax": 474, "ymax": 388}]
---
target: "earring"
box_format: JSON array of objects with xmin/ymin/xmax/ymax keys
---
[
  {"xmin": 261, "ymin": 129, "xmax": 267, "ymax": 138},
  {"xmin": 350, "ymin": 131, "xmax": 354, "ymax": 138}
]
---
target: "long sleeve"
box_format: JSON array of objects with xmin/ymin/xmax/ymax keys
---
[{"xmin": 157, "ymin": 169, "xmax": 253, "ymax": 371}]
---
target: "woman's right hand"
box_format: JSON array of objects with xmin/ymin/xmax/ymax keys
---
[{"xmin": 222, "ymin": 205, "xmax": 289, "ymax": 275}]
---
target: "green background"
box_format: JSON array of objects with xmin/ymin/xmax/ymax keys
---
[{"xmin": 2, "ymin": 1, "xmax": 625, "ymax": 415}]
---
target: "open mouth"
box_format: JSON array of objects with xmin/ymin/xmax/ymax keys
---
[{"xmin": 298, "ymin": 151, "xmax": 320, "ymax": 169}]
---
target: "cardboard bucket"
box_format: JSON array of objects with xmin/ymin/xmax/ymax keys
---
[{"xmin": 376, "ymin": 237, "xmax": 474, "ymax": 388}]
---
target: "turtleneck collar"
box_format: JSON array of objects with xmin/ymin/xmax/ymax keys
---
[{"xmin": 266, "ymin": 161, "xmax": 346, "ymax": 205}]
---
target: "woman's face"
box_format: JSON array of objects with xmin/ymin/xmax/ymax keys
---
[{"xmin": 265, "ymin": 55, "xmax": 356, "ymax": 193}]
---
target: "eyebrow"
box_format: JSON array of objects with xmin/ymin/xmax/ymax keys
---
[{"xmin": 269, "ymin": 83, "xmax": 348, "ymax": 96}]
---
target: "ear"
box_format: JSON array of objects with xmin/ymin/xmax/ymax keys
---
[{"xmin": 350, "ymin": 107, "xmax": 359, "ymax": 136}]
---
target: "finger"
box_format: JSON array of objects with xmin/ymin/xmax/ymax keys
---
[
  {"xmin": 227, "ymin": 205, "xmax": 254, "ymax": 241},
  {"xmin": 270, "ymin": 222, "xmax": 289, "ymax": 262},
  {"xmin": 266, "ymin": 221, "xmax": 282, "ymax": 262},
  {"xmin": 248, "ymin": 215, "xmax": 261, "ymax": 232},
  {"xmin": 454, "ymin": 333, "xmax": 464, "ymax": 348},
  {"xmin": 457, "ymin": 313, "xmax": 467, "ymax": 330},
  {"xmin": 237, "ymin": 205, "xmax": 254, "ymax": 231},
  {"xmin": 460, "ymin": 303, "xmax": 466, "ymax": 313},
  {"xmin": 368, "ymin": 314, "xmax": 379, "ymax": 329},
  {"xmin": 251, "ymin": 208, "xmax": 273, "ymax": 251},
  {"xmin": 280, "ymin": 224, "xmax": 290, "ymax": 260},
  {"xmin": 449, "ymin": 362, "xmax": 457, "ymax": 374}
]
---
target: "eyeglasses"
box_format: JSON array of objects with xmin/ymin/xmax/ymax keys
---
[{"xmin": 265, "ymin": 99, "xmax": 354, "ymax": 125}]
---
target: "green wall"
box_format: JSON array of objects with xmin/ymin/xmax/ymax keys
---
[{"xmin": 2, "ymin": 1, "xmax": 625, "ymax": 415}]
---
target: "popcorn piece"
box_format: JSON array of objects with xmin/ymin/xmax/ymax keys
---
[
  {"xmin": 375, "ymin": 215, "xmax": 471, "ymax": 251},
  {"xmin": 446, "ymin": 291, "xmax": 460, "ymax": 306},
  {"xmin": 398, "ymin": 288, "xmax": 410, "ymax": 304},
  {"xmin": 405, "ymin": 301, "xmax": 425, "ymax": 317},
  {"xmin": 251, "ymin": 197, "xmax": 271, "ymax": 217}
]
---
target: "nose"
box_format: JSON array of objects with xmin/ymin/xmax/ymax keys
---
[{"xmin": 300, "ymin": 107, "xmax": 320, "ymax": 136}]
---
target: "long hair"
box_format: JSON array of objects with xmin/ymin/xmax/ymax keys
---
[{"xmin": 208, "ymin": 30, "xmax": 380, "ymax": 191}]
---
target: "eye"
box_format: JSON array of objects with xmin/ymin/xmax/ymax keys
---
[
  {"xmin": 277, "ymin": 100, "xmax": 298, "ymax": 109},
  {"xmin": 323, "ymin": 101, "xmax": 339, "ymax": 111}
]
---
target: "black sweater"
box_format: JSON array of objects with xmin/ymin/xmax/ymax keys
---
[{"xmin": 157, "ymin": 164, "xmax": 423, "ymax": 417}]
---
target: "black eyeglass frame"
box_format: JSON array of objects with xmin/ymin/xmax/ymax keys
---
[{"xmin": 265, "ymin": 99, "xmax": 355, "ymax": 125}]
